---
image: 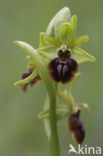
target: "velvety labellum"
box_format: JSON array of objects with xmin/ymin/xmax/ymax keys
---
[
  {"xmin": 20, "ymin": 71, "xmax": 41, "ymax": 92},
  {"xmin": 48, "ymin": 57, "xmax": 78, "ymax": 83},
  {"xmin": 68, "ymin": 110, "xmax": 85, "ymax": 144}
]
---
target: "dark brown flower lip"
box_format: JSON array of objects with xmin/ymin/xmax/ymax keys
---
[
  {"xmin": 22, "ymin": 71, "xmax": 32, "ymax": 79},
  {"xmin": 68, "ymin": 110, "xmax": 85, "ymax": 144},
  {"xmin": 48, "ymin": 56, "xmax": 78, "ymax": 83},
  {"xmin": 20, "ymin": 71, "xmax": 41, "ymax": 92}
]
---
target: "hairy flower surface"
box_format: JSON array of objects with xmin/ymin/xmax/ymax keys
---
[
  {"xmin": 20, "ymin": 71, "xmax": 41, "ymax": 92},
  {"xmin": 48, "ymin": 49, "xmax": 78, "ymax": 83},
  {"xmin": 68, "ymin": 110, "xmax": 85, "ymax": 144}
]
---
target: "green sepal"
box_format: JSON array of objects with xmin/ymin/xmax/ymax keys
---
[
  {"xmin": 59, "ymin": 23, "xmax": 73, "ymax": 44},
  {"xmin": 37, "ymin": 44, "xmax": 58, "ymax": 62},
  {"xmin": 38, "ymin": 50, "xmax": 57, "ymax": 61},
  {"xmin": 72, "ymin": 47, "xmax": 95, "ymax": 64},
  {"xmin": 27, "ymin": 60, "xmax": 36, "ymax": 70}
]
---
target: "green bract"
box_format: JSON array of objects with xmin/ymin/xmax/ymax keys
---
[{"xmin": 46, "ymin": 7, "xmax": 71, "ymax": 38}]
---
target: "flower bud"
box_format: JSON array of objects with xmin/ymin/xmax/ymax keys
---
[
  {"xmin": 68, "ymin": 110, "xmax": 85, "ymax": 144},
  {"xmin": 20, "ymin": 71, "xmax": 41, "ymax": 92},
  {"xmin": 46, "ymin": 7, "xmax": 71, "ymax": 38}
]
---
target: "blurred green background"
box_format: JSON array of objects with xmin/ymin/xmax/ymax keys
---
[{"xmin": 0, "ymin": 0, "xmax": 103, "ymax": 156}]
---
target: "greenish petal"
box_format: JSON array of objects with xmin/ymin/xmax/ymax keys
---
[
  {"xmin": 43, "ymin": 34, "xmax": 62, "ymax": 47},
  {"xmin": 59, "ymin": 23, "xmax": 73, "ymax": 44},
  {"xmin": 70, "ymin": 36, "xmax": 89, "ymax": 48},
  {"xmin": 72, "ymin": 47, "xmax": 95, "ymax": 64},
  {"xmin": 69, "ymin": 15, "xmax": 77, "ymax": 37}
]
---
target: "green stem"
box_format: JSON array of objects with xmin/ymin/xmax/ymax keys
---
[
  {"xmin": 49, "ymin": 93, "xmax": 60, "ymax": 156},
  {"xmin": 14, "ymin": 41, "xmax": 60, "ymax": 156}
]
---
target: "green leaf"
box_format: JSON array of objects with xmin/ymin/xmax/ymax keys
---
[
  {"xmin": 46, "ymin": 7, "xmax": 71, "ymax": 38},
  {"xmin": 14, "ymin": 68, "xmax": 37, "ymax": 85},
  {"xmin": 72, "ymin": 47, "xmax": 95, "ymax": 63},
  {"xmin": 69, "ymin": 15, "xmax": 77, "ymax": 37},
  {"xmin": 70, "ymin": 36, "xmax": 89, "ymax": 48},
  {"xmin": 60, "ymin": 23, "xmax": 73, "ymax": 44}
]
